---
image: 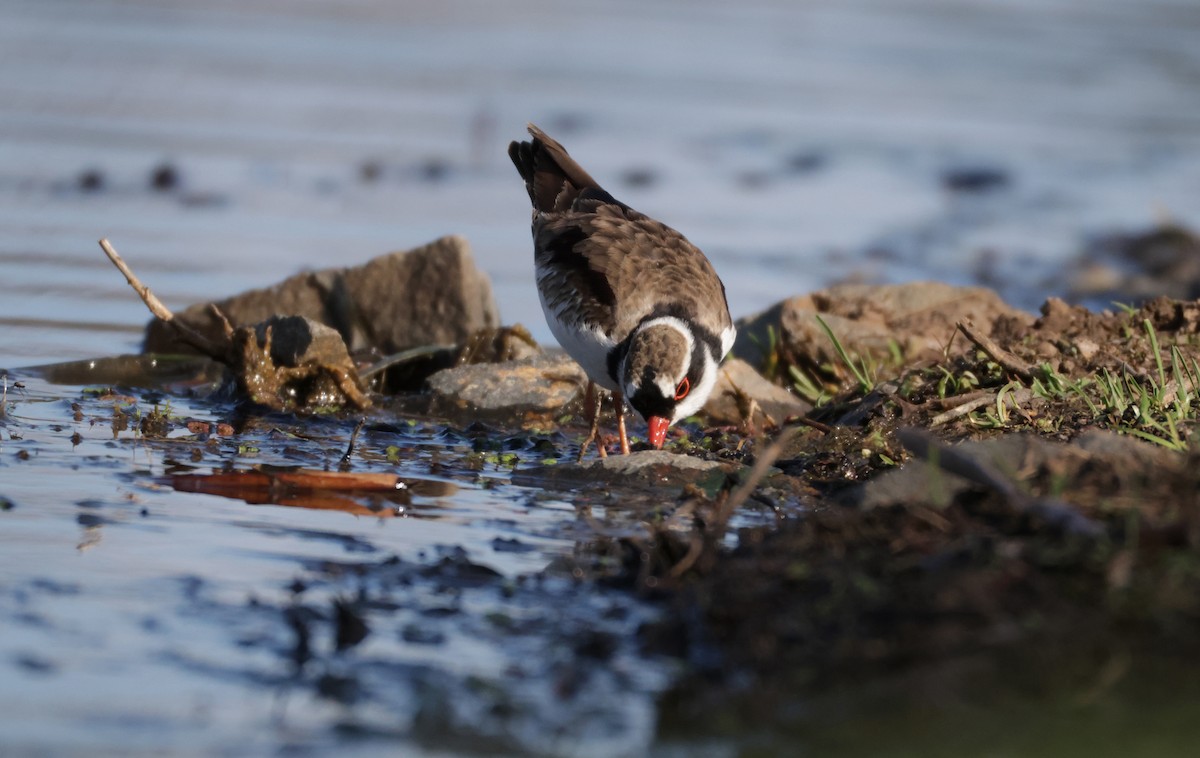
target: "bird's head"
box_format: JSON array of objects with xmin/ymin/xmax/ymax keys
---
[{"xmin": 620, "ymin": 316, "xmax": 722, "ymax": 449}]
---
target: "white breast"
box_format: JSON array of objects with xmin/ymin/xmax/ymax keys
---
[{"xmin": 537, "ymin": 286, "xmax": 620, "ymax": 392}]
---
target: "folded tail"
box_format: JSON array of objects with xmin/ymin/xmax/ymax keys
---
[{"xmin": 507, "ymin": 123, "xmax": 606, "ymax": 213}]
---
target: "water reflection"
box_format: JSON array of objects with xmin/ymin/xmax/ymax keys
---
[{"xmin": 169, "ymin": 466, "xmax": 458, "ymax": 518}]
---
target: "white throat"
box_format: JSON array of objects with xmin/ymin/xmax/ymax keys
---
[{"xmin": 618, "ymin": 315, "xmax": 720, "ymax": 424}]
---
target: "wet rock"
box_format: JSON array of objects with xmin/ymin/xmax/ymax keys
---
[
  {"xmin": 703, "ymin": 358, "xmax": 810, "ymax": 427},
  {"xmin": 734, "ymin": 282, "xmax": 1027, "ymax": 370},
  {"xmin": 516, "ymin": 449, "xmax": 737, "ymax": 490},
  {"xmin": 25, "ymin": 354, "xmax": 223, "ymax": 391},
  {"xmin": 426, "ymin": 352, "xmax": 584, "ymax": 417},
  {"xmin": 232, "ymin": 315, "xmax": 369, "ymax": 411},
  {"xmin": 454, "ymin": 324, "xmax": 540, "ymax": 365},
  {"xmin": 583, "ymin": 450, "xmax": 730, "ymax": 478},
  {"xmin": 845, "ymin": 433, "xmax": 1039, "ymax": 510},
  {"xmin": 144, "ymin": 235, "xmax": 499, "ymax": 356}
]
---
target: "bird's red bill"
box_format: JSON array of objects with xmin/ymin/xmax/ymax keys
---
[{"xmin": 647, "ymin": 416, "xmax": 670, "ymax": 449}]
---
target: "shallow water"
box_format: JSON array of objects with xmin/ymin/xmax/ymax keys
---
[
  {"xmin": 0, "ymin": 375, "xmax": 671, "ymax": 755},
  {"xmin": 3, "ymin": 0, "xmax": 1200, "ymax": 754}
]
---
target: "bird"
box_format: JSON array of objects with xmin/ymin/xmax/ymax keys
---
[{"xmin": 508, "ymin": 124, "xmax": 735, "ymax": 457}]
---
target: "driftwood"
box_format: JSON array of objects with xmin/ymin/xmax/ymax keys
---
[
  {"xmin": 101, "ymin": 238, "xmax": 231, "ymax": 361},
  {"xmin": 100, "ymin": 238, "xmax": 370, "ymax": 411}
]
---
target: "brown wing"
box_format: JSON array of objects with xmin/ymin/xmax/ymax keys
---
[
  {"xmin": 535, "ymin": 201, "xmax": 732, "ymax": 343},
  {"xmin": 579, "ymin": 204, "xmax": 731, "ymax": 342},
  {"xmin": 513, "ymin": 124, "xmax": 732, "ymax": 342}
]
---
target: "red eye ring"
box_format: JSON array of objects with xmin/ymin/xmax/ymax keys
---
[{"xmin": 673, "ymin": 377, "xmax": 690, "ymax": 401}]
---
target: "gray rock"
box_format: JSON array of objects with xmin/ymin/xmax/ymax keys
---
[
  {"xmin": 144, "ymin": 235, "xmax": 499, "ymax": 355},
  {"xmin": 584, "ymin": 449, "xmax": 727, "ymax": 475},
  {"xmin": 703, "ymin": 358, "xmax": 811, "ymax": 426},
  {"xmin": 426, "ymin": 352, "xmax": 585, "ymax": 414},
  {"xmin": 845, "ymin": 429, "xmax": 1182, "ymax": 514},
  {"xmin": 735, "ymin": 281, "xmax": 1026, "ymax": 368},
  {"xmin": 843, "ymin": 434, "xmax": 1046, "ymax": 511},
  {"xmin": 515, "ymin": 449, "xmax": 736, "ymax": 490}
]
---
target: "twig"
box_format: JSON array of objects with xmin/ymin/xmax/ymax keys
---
[
  {"xmin": 99, "ymin": 238, "xmax": 228, "ymax": 360},
  {"xmin": 208, "ymin": 303, "xmax": 236, "ymax": 339},
  {"xmin": 957, "ymin": 320, "xmax": 1033, "ymax": 382},
  {"xmin": 929, "ymin": 387, "xmax": 1034, "ymax": 427},
  {"xmin": 340, "ymin": 418, "xmax": 366, "ymax": 468},
  {"xmin": 360, "ymin": 344, "xmax": 456, "ymax": 381},
  {"xmin": 710, "ymin": 425, "xmax": 804, "ymax": 536},
  {"xmin": 784, "ymin": 413, "xmax": 833, "ymax": 434},
  {"xmin": 666, "ymin": 426, "xmax": 803, "ymax": 579}
]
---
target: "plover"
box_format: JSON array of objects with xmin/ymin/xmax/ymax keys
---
[{"xmin": 509, "ymin": 124, "xmax": 735, "ymax": 456}]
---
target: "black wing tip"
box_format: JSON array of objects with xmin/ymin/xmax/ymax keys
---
[
  {"xmin": 507, "ymin": 139, "xmax": 529, "ymax": 179},
  {"xmin": 509, "ymin": 121, "xmax": 607, "ymax": 210},
  {"xmin": 508, "ymin": 123, "xmax": 553, "ymax": 186}
]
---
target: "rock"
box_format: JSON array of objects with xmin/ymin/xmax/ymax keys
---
[
  {"xmin": 231, "ymin": 315, "xmax": 369, "ymax": 411},
  {"xmin": 514, "ymin": 449, "xmax": 737, "ymax": 490},
  {"xmin": 370, "ymin": 325, "xmax": 542, "ymax": 395},
  {"xmin": 26, "ymin": 354, "xmax": 223, "ymax": 390},
  {"xmin": 845, "ymin": 434, "xmax": 1045, "ymax": 511},
  {"xmin": 703, "ymin": 358, "xmax": 811, "ymax": 426},
  {"xmin": 144, "ymin": 235, "xmax": 499, "ymax": 356},
  {"xmin": 426, "ymin": 352, "xmax": 585, "ymax": 416},
  {"xmin": 735, "ymin": 281, "xmax": 1028, "ymax": 369},
  {"xmin": 585, "ymin": 450, "xmax": 727, "ymax": 477},
  {"xmin": 845, "ymin": 429, "xmax": 1183, "ymax": 515}
]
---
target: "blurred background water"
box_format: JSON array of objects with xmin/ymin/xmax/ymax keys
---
[{"xmin": 3, "ymin": 0, "xmax": 1199, "ymax": 365}]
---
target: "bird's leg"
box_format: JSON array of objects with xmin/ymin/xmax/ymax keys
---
[
  {"xmin": 578, "ymin": 380, "xmax": 606, "ymax": 462},
  {"xmin": 614, "ymin": 391, "xmax": 631, "ymax": 455}
]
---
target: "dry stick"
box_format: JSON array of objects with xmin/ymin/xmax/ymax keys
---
[
  {"xmin": 929, "ymin": 387, "xmax": 1034, "ymax": 427},
  {"xmin": 712, "ymin": 425, "xmax": 801, "ymax": 534},
  {"xmin": 788, "ymin": 414, "xmax": 833, "ymax": 435},
  {"xmin": 957, "ymin": 320, "xmax": 1034, "ymax": 382},
  {"xmin": 208, "ymin": 303, "xmax": 236, "ymax": 340},
  {"xmin": 98, "ymin": 238, "xmax": 228, "ymax": 360}
]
